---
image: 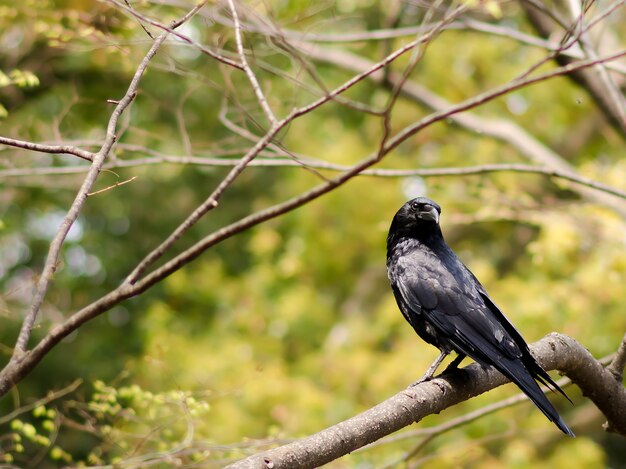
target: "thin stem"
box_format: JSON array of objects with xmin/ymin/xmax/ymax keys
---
[{"xmin": 227, "ymin": 0, "xmax": 277, "ymax": 125}]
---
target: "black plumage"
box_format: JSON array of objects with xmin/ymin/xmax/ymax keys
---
[{"xmin": 386, "ymin": 197, "xmax": 574, "ymax": 436}]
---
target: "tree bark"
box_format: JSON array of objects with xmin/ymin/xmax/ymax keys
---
[{"xmin": 227, "ymin": 333, "xmax": 626, "ymax": 469}]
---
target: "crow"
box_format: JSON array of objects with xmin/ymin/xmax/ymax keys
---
[{"xmin": 386, "ymin": 197, "xmax": 574, "ymax": 436}]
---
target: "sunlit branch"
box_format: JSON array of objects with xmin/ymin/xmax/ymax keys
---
[
  {"xmin": 563, "ymin": 0, "xmax": 626, "ymax": 133},
  {"xmin": 521, "ymin": 0, "xmax": 626, "ymax": 136},
  {"xmin": 87, "ymin": 176, "xmax": 138, "ymax": 197},
  {"xmin": 122, "ymin": 9, "xmax": 466, "ymax": 284},
  {"xmin": 199, "ymin": 0, "xmax": 626, "ymax": 76},
  {"xmin": 226, "ymin": 334, "xmax": 626, "ymax": 468},
  {"xmin": 123, "ymin": 122, "xmax": 285, "ymax": 285},
  {"xmin": 377, "ymin": 1, "xmax": 465, "ymax": 158}
]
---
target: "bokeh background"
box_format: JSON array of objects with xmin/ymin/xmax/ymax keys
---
[{"xmin": 1, "ymin": 0, "xmax": 626, "ymax": 467}]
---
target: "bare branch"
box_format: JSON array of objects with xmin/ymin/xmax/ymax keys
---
[
  {"xmin": 226, "ymin": 334, "xmax": 626, "ymax": 469},
  {"xmin": 607, "ymin": 333, "xmax": 626, "ymax": 382},
  {"xmin": 0, "ymin": 136, "xmax": 94, "ymax": 161},
  {"xmin": 563, "ymin": 0, "xmax": 626, "ymax": 130},
  {"xmin": 226, "ymin": 0, "xmax": 277, "ymax": 125},
  {"xmin": 0, "ymin": 379, "xmax": 82, "ymax": 426},
  {"xmin": 378, "ymin": 49, "xmax": 626, "ymax": 160},
  {"xmin": 123, "ymin": 17, "xmax": 462, "ymax": 284},
  {"xmin": 11, "ymin": 3, "xmax": 205, "ymax": 356},
  {"xmin": 87, "ymin": 176, "xmax": 138, "ymax": 197},
  {"xmin": 376, "ymin": 1, "xmax": 464, "ymax": 157},
  {"xmin": 521, "ymin": 0, "xmax": 626, "ymax": 136},
  {"xmin": 2, "ymin": 14, "xmax": 625, "ymax": 402},
  {"xmin": 109, "ymin": 0, "xmax": 243, "ymax": 70},
  {"xmin": 204, "ymin": 8, "xmax": 626, "ymax": 76},
  {"xmin": 124, "ymin": 123, "xmax": 285, "ymax": 285},
  {"xmin": 4, "ymin": 158, "xmax": 626, "ymax": 201},
  {"xmin": 298, "ymin": 40, "xmax": 626, "ymax": 215}
]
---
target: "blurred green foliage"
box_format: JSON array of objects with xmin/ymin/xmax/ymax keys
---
[{"xmin": 0, "ymin": 0, "xmax": 625, "ymax": 467}]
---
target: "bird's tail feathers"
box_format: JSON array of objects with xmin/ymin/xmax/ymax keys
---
[
  {"xmin": 528, "ymin": 361, "xmax": 573, "ymax": 404},
  {"xmin": 496, "ymin": 358, "xmax": 575, "ymax": 437}
]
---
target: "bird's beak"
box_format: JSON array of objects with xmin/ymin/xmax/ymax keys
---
[{"xmin": 418, "ymin": 206, "xmax": 439, "ymax": 224}]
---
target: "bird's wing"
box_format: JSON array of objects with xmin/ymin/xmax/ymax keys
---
[
  {"xmin": 395, "ymin": 252, "xmax": 522, "ymax": 361},
  {"xmin": 475, "ymin": 282, "xmax": 571, "ymax": 400}
]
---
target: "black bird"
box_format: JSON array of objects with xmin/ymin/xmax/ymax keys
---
[{"xmin": 386, "ymin": 197, "xmax": 574, "ymax": 436}]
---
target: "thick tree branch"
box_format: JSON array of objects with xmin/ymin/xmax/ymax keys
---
[
  {"xmin": 607, "ymin": 333, "xmax": 626, "ymax": 382},
  {"xmin": 227, "ymin": 334, "xmax": 626, "ymax": 469}
]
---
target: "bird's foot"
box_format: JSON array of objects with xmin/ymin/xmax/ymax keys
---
[
  {"xmin": 409, "ymin": 351, "xmax": 449, "ymax": 387},
  {"xmin": 408, "ymin": 375, "xmax": 433, "ymax": 387},
  {"xmin": 442, "ymin": 353, "xmax": 466, "ymax": 375}
]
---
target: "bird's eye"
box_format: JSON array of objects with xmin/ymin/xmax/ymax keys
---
[{"xmin": 410, "ymin": 201, "xmax": 421, "ymax": 211}]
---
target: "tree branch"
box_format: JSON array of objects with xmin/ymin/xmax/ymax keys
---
[
  {"xmin": 226, "ymin": 0, "xmax": 277, "ymax": 125},
  {"xmin": 521, "ymin": 0, "xmax": 626, "ymax": 136},
  {"xmin": 2, "ymin": 34, "xmax": 624, "ymax": 398},
  {"xmin": 4, "ymin": 156, "xmax": 626, "ymax": 201},
  {"xmin": 296, "ymin": 40, "xmax": 626, "ymax": 216},
  {"xmin": 123, "ymin": 10, "xmax": 464, "ymax": 285},
  {"xmin": 110, "ymin": 0, "xmax": 242, "ymax": 69},
  {"xmin": 607, "ymin": 332, "xmax": 626, "ymax": 382},
  {"xmin": 227, "ymin": 333, "xmax": 626, "ymax": 469},
  {"xmin": 10, "ymin": 3, "xmax": 205, "ymax": 356},
  {"xmin": 0, "ymin": 136, "xmax": 94, "ymax": 161}
]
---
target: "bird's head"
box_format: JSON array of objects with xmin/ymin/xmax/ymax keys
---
[{"xmin": 388, "ymin": 197, "xmax": 442, "ymax": 243}]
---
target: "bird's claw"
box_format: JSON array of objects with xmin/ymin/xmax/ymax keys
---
[{"xmin": 409, "ymin": 375, "xmax": 434, "ymax": 387}]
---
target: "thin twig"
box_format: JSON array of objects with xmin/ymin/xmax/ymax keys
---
[
  {"xmin": 377, "ymin": 1, "xmax": 464, "ymax": 158},
  {"xmin": 207, "ymin": 10, "xmax": 626, "ymax": 76},
  {"xmin": 11, "ymin": 3, "xmax": 205, "ymax": 356},
  {"xmin": 564, "ymin": 0, "xmax": 626, "ymax": 132},
  {"xmin": 297, "ymin": 40, "xmax": 626, "ymax": 215},
  {"xmin": 122, "ymin": 19, "xmax": 452, "ymax": 284},
  {"xmin": 379, "ymin": 48, "xmax": 626, "ymax": 160},
  {"xmin": 226, "ymin": 0, "xmax": 277, "ymax": 125},
  {"xmin": 0, "ymin": 379, "xmax": 82, "ymax": 425},
  {"xmin": 87, "ymin": 176, "xmax": 137, "ymax": 197},
  {"xmin": 521, "ymin": 0, "xmax": 626, "ymax": 135},
  {"xmin": 0, "ymin": 136, "xmax": 94, "ymax": 161},
  {"xmin": 123, "ymin": 123, "xmax": 284, "ymax": 285},
  {"xmin": 109, "ymin": 0, "xmax": 242, "ymax": 70},
  {"xmin": 3, "ymin": 160, "xmax": 626, "ymax": 201}
]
